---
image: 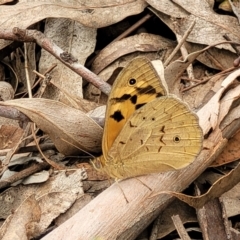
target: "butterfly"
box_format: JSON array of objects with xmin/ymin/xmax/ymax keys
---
[{"xmin": 92, "ymin": 57, "xmax": 203, "ymax": 179}]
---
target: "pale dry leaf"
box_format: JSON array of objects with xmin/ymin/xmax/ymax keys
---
[
  {"xmin": 211, "ymin": 130, "xmax": 240, "ymax": 167},
  {"xmin": 220, "ymin": 104, "xmax": 240, "ymax": 132},
  {"xmin": 87, "ymin": 105, "xmax": 106, "ymax": 119},
  {"xmin": 198, "ymin": 68, "xmax": 240, "ymax": 135},
  {"xmin": 151, "ymin": 3, "xmax": 237, "ymax": 69},
  {"xmin": 164, "ymin": 42, "xmax": 237, "ymax": 101},
  {"xmin": 71, "ymin": 97, "xmax": 104, "ymax": 113},
  {"xmin": 55, "ymin": 194, "xmax": 92, "ymax": 226},
  {"xmin": 224, "ymin": 197, "xmax": 240, "ymax": 218},
  {"xmin": 148, "ymin": 0, "xmax": 240, "ymax": 52},
  {"xmin": 0, "ymin": 194, "xmax": 41, "ymax": 240},
  {"xmin": 222, "ymin": 183, "xmax": 240, "ymax": 217},
  {"xmin": 198, "ymin": 170, "xmax": 223, "ymax": 186},
  {"xmin": 33, "ymin": 192, "xmax": 78, "ymax": 238},
  {"xmin": 229, "ymin": 0, "xmax": 240, "ymax": 23},
  {"xmin": 22, "ymin": 171, "xmax": 50, "ymax": 185},
  {"xmin": 0, "ymin": 82, "xmax": 14, "ymax": 101},
  {"xmin": 0, "ymin": 0, "xmax": 14, "ymax": 4},
  {"xmin": 1, "ymin": 156, "xmax": 46, "ymax": 186},
  {"xmin": 156, "ymin": 199, "xmax": 197, "ymax": 239},
  {"xmin": 0, "ymin": 169, "xmax": 86, "ymax": 219},
  {"xmin": 165, "ymin": 46, "xmax": 213, "ymax": 95},
  {"xmin": 87, "ymin": 105, "xmax": 106, "ymax": 127},
  {"xmin": 39, "ymin": 18, "xmax": 96, "ymax": 102},
  {"xmin": 0, "ymin": 98, "xmax": 103, "ymax": 155},
  {"xmin": 147, "ymin": 0, "xmax": 188, "ymax": 18},
  {"xmin": 0, "ymin": 125, "xmax": 23, "ymax": 150},
  {"xmin": 182, "ymin": 73, "xmax": 225, "ymax": 110},
  {"xmin": 218, "ymin": 84, "xmax": 240, "ymax": 124},
  {"xmin": 0, "ymin": 0, "xmax": 147, "ymax": 49},
  {"xmin": 50, "ymin": 80, "xmax": 103, "ymax": 112},
  {"xmin": 7, "ymin": 156, "xmax": 42, "ymax": 168},
  {"xmin": 184, "ymin": 42, "xmax": 237, "ymax": 70},
  {"xmin": 151, "ymin": 59, "xmax": 169, "ymax": 92},
  {"xmin": 91, "ymin": 33, "xmax": 176, "ymax": 74},
  {"xmin": 165, "ymin": 161, "xmax": 240, "ymax": 209}
]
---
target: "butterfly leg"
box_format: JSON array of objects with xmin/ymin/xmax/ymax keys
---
[
  {"xmin": 115, "ymin": 179, "xmax": 129, "ymax": 204},
  {"xmin": 135, "ymin": 177, "xmax": 152, "ymax": 191}
]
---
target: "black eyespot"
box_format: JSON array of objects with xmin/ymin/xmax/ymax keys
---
[
  {"xmin": 151, "ymin": 117, "xmax": 155, "ymax": 121},
  {"xmin": 174, "ymin": 136, "xmax": 181, "ymax": 143},
  {"xmin": 142, "ymin": 116, "xmax": 146, "ymax": 120},
  {"xmin": 129, "ymin": 78, "xmax": 136, "ymax": 85}
]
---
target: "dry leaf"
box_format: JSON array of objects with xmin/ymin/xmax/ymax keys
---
[
  {"xmin": 91, "ymin": 33, "xmax": 176, "ymax": 75},
  {"xmin": 51, "ymin": 80, "xmax": 103, "ymax": 112},
  {"xmin": 39, "ymin": 18, "xmax": 96, "ymax": 103},
  {"xmin": 159, "ymin": 161, "xmax": 240, "ymax": 209},
  {"xmin": 184, "ymin": 42, "xmax": 237, "ymax": 70},
  {"xmin": 148, "ymin": 0, "xmax": 240, "ymax": 52},
  {"xmin": 0, "ymin": 98, "xmax": 103, "ymax": 155},
  {"xmin": 212, "ymin": 131, "xmax": 240, "ymax": 166},
  {"xmin": 156, "ymin": 199, "xmax": 197, "ymax": 239},
  {"xmin": 0, "ymin": 168, "xmax": 86, "ymax": 219},
  {"xmin": 0, "ymin": 0, "xmax": 15, "ymax": 4},
  {"xmin": 0, "ymin": 1, "xmax": 147, "ymax": 49},
  {"xmin": 229, "ymin": 0, "xmax": 240, "ymax": 23},
  {"xmin": 0, "ymin": 125, "xmax": 23, "ymax": 150},
  {"xmin": 33, "ymin": 192, "xmax": 78, "ymax": 238},
  {"xmin": 222, "ymin": 183, "xmax": 240, "ymax": 217},
  {"xmin": 164, "ymin": 43, "xmax": 231, "ymax": 95},
  {"xmin": 0, "ymin": 195, "xmax": 41, "ymax": 240},
  {"xmin": 198, "ymin": 68, "xmax": 240, "ymax": 135},
  {"xmin": 0, "ymin": 82, "xmax": 14, "ymax": 101},
  {"xmin": 55, "ymin": 194, "xmax": 92, "ymax": 226},
  {"xmin": 196, "ymin": 198, "xmax": 228, "ymax": 239},
  {"xmin": 0, "ymin": 156, "xmax": 48, "ymax": 186}
]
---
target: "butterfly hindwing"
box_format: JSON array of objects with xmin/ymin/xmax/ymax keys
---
[{"xmin": 105, "ymin": 96, "xmax": 203, "ymax": 179}]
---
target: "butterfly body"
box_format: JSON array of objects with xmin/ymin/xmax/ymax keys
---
[{"xmin": 92, "ymin": 57, "xmax": 203, "ymax": 179}]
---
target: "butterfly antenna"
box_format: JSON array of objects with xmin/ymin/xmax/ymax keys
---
[{"xmin": 60, "ymin": 138, "xmax": 96, "ymax": 158}]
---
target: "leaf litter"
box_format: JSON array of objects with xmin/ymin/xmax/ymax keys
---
[{"xmin": 0, "ymin": 1, "xmax": 240, "ymax": 239}]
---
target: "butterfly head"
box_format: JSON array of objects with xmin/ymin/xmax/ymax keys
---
[
  {"xmin": 91, "ymin": 156, "xmax": 105, "ymax": 170},
  {"xmin": 91, "ymin": 156, "xmax": 127, "ymax": 179}
]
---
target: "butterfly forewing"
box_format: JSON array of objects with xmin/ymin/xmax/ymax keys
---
[
  {"xmin": 102, "ymin": 57, "xmax": 168, "ymax": 158},
  {"xmin": 105, "ymin": 96, "xmax": 203, "ymax": 179}
]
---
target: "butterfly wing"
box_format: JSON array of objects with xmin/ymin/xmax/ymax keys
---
[
  {"xmin": 104, "ymin": 96, "xmax": 203, "ymax": 179},
  {"xmin": 102, "ymin": 57, "xmax": 168, "ymax": 161}
]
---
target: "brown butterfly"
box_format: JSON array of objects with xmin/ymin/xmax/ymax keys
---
[{"xmin": 92, "ymin": 57, "xmax": 202, "ymax": 179}]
